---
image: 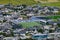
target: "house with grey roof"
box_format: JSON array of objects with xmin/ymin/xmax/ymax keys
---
[
  {"xmin": 0, "ymin": 35, "xmax": 4, "ymax": 40},
  {"xmin": 0, "ymin": 5, "xmax": 4, "ymax": 8}
]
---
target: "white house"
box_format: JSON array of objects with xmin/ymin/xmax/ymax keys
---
[{"xmin": 3, "ymin": 37, "xmax": 19, "ymax": 40}]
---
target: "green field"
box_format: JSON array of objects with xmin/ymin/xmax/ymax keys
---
[
  {"xmin": 0, "ymin": 0, "xmax": 37, "ymax": 5},
  {"xmin": 46, "ymin": 15, "xmax": 60, "ymax": 19},
  {"xmin": 0, "ymin": 0, "xmax": 60, "ymax": 7},
  {"xmin": 40, "ymin": 2, "xmax": 60, "ymax": 7},
  {"xmin": 19, "ymin": 22, "xmax": 40, "ymax": 28}
]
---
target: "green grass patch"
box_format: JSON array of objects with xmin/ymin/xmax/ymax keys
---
[
  {"xmin": 46, "ymin": 15, "xmax": 60, "ymax": 19},
  {"xmin": 19, "ymin": 22, "xmax": 40, "ymax": 28},
  {"xmin": 40, "ymin": 2, "xmax": 60, "ymax": 7},
  {"xmin": 0, "ymin": 0, "xmax": 60, "ymax": 7},
  {"xmin": 0, "ymin": 0, "xmax": 37, "ymax": 5}
]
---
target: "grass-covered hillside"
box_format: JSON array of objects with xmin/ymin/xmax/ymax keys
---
[
  {"xmin": 40, "ymin": 2, "xmax": 60, "ymax": 7},
  {"xmin": 0, "ymin": 0, "xmax": 37, "ymax": 5},
  {"xmin": 0, "ymin": 0, "xmax": 60, "ymax": 7},
  {"xmin": 34, "ymin": 0, "xmax": 59, "ymax": 3}
]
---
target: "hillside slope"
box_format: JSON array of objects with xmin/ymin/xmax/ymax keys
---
[
  {"xmin": 0, "ymin": 0, "xmax": 60, "ymax": 7},
  {"xmin": 34, "ymin": 0, "xmax": 59, "ymax": 2},
  {"xmin": 0, "ymin": 0, "xmax": 37, "ymax": 5}
]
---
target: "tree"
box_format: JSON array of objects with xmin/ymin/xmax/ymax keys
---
[
  {"xmin": 38, "ymin": 29, "xmax": 44, "ymax": 33},
  {"xmin": 25, "ymin": 38, "xmax": 34, "ymax": 40}
]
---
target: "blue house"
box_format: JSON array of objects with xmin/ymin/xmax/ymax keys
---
[{"xmin": 32, "ymin": 33, "xmax": 48, "ymax": 40}]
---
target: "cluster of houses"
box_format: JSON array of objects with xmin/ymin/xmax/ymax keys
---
[
  {"xmin": 0, "ymin": 4, "xmax": 60, "ymax": 40},
  {"xmin": 20, "ymin": 5, "xmax": 60, "ymax": 16}
]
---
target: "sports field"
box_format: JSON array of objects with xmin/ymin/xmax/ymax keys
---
[{"xmin": 19, "ymin": 22, "xmax": 40, "ymax": 28}]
